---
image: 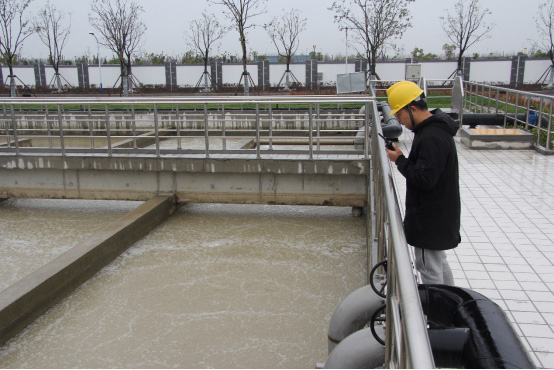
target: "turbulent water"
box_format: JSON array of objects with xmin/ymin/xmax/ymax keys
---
[
  {"xmin": 0, "ymin": 199, "xmax": 140, "ymax": 291},
  {"xmin": 0, "ymin": 201, "xmax": 367, "ymax": 368}
]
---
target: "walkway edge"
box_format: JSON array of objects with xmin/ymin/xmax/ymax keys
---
[{"xmin": 0, "ymin": 195, "xmax": 181, "ymax": 347}]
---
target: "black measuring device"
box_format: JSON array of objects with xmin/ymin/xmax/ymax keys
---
[{"xmin": 378, "ymin": 133, "xmax": 395, "ymax": 151}]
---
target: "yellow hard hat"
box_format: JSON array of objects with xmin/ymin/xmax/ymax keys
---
[{"xmin": 386, "ymin": 81, "xmax": 424, "ymax": 116}]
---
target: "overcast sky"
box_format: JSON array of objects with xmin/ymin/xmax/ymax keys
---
[{"xmin": 20, "ymin": 0, "xmax": 546, "ymax": 61}]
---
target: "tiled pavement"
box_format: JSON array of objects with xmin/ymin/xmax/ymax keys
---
[{"xmin": 392, "ymin": 129, "xmax": 554, "ymax": 369}]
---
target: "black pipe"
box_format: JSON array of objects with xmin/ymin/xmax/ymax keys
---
[
  {"xmin": 419, "ymin": 285, "xmax": 535, "ymax": 369},
  {"xmin": 428, "ymin": 327, "xmax": 470, "ymax": 369},
  {"xmin": 462, "ymin": 113, "xmax": 549, "ymax": 129}
]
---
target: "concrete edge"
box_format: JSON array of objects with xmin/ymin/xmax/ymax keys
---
[
  {"xmin": 0, "ymin": 195, "xmax": 182, "ymax": 347},
  {"xmin": 534, "ymin": 145, "xmax": 554, "ymax": 155}
]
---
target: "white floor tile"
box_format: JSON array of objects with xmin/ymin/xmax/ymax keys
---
[
  {"xmin": 534, "ymin": 302, "xmax": 554, "ymax": 314},
  {"xmin": 519, "ymin": 323, "xmax": 554, "ymax": 338},
  {"xmin": 504, "ymin": 299, "xmax": 538, "ymax": 312},
  {"xmin": 489, "ymin": 271, "xmax": 517, "ymax": 281},
  {"xmin": 543, "ymin": 313, "xmax": 554, "ymax": 326},
  {"xmin": 469, "ymin": 279, "xmax": 496, "ymax": 289},
  {"xmin": 535, "ymin": 351, "xmax": 554, "ymax": 369},
  {"xmin": 499, "ymin": 290, "xmax": 529, "ymax": 301},
  {"xmin": 520, "ymin": 281, "xmax": 550, "ymax": 292},
  {"xmin": 526, "ymin": 291, "xmax": 554, "ymax": 302},
  {"xmin": 527, "ymin": 337, "xmax": 554, "ymax": 353}
]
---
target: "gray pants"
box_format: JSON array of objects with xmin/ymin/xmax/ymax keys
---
[{"xmin": 414, "ymin": 248, "xmax": 455, "ymax": 285}]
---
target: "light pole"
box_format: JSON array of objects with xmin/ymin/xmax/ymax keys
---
[
  {"xmin": 344, "ymin": 27, "xmax": 349, "ymax": 73},
  {"xmin": 89, "ymin": 32, "xmax": 103, "ymax": 93}
]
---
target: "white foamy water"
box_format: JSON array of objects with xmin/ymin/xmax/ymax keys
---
[{"xmin": 0, "ymin": 203, "xmax": 366, "ymax": 368}]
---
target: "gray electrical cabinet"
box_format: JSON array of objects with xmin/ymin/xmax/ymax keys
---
[{"xmin": 405, "ymin": 64, "xmax": 421, "ymax": 82}]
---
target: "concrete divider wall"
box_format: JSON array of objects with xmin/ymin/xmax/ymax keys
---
[
  {"xmin": 0, "ymin": 156, "xmax": 369, "ymax": 207},
  {"xmin": 0, "ymin": 195, "xmax": 181, "ymax": 346}
]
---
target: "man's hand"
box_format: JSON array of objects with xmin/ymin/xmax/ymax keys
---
[{"xmin": 385, "ymin": 143, "xmax": 403, "ymax": 162}]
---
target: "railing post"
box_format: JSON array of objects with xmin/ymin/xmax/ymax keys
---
[
  {"xmin": 221, "ymin": 104, "xmax": 226, "ymax": 151},
  {"xmin": 88, "ymin": 104, "xmax": 94, "ymax": 149},
  {"xmin": 2, "ymin": 105, "xmax": 7, "ymax": 148},
  {"xmin": 539, "ymin": 98, "xmax": 554, "ymax": 150},
  {"xmin": 525, "ymin": 94, "xmax": 531, "ymax": 130},
  {"xmin": 364, "ymin": 101, "xmax": 370, "ymax": 160},
  {"xmin": 10, "ymin": 104, "xmax": 19, "ymax": 155},
  {"xmin": 503, "ymin": 91, "xmax": 509, "ymax": 128},
  {"xmin": 104, "ymin": 104, "xmax": 112, "ymax": 157},
  {"xmin": 308, "ymin": 102, "xmax": 314, "ymax": 160},
  {"xmin": 316, "ymin": 103, "xmax": 321, "ymax": 151},
  {"xmin": 255, "ymin": 103, "xmax": 261, "ymax": 159},
  {"xmin": 132, "ymin": 104, "xmax": 137, "ymax": 149},
  {"xmin": 481, "ymin": 85, "xmax": 488, "ymax": 113},
  {"xmin": 488, "ymin": 85, "xmax": 492, "ymax": 112},
  {"xmin": 154, "ymin": 103, "xmax": 160, "ymax": 158},
  {"xmin": 204, "ymin": 103, "xmax": 210, "ymax": 158},
  {"xmin": 176, "ymin": 104, "xmax": 181, "ymax": 150},
  {"xmin": 268, "ymin": 103, "xmax": 273, "ymax": 150},
  {"xmin": 46, "ymin": 104, "xmax": 53, "ymax": 149},
  {"xmin": 57, "ymin": 104, "xmax": 65, "ymax": 156},
  {"xmin": 514, "ymin": 92, "xmax": 520, "ymax": 129}
]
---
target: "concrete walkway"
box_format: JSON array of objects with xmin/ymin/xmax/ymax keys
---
[{"xmin": 392, "ymin": 129, "xmax": 554, "ymax": 368}]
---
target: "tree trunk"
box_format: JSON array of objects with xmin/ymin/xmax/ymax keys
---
[
  {"xmin": 286, "ymin": 56, "xmax": 291, "ymax": 89},
  {"xmin": 8, "ymin": 65, "xmax": 15, "ymax": 97},
  {"xmin": 370, "ymin": 49, "xmax": 377, "ymax": 77},
  {"xmin": 54, "ymin": 65, "xmax": 62, "ymax": 92},
  {"xmin": 204, "ymin": 56, "xmax": 209, "ymax": 91},
  {"xmin": 240, "ymin": 31, "xmax": 249, "ymax": 96},
  {"xmin": 457, "ymin": 48, "xmax": 464, "ymax": 76}
]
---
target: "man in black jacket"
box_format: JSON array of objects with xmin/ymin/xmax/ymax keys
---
[{"xmin": 385, "ymin": 81, "xmax": 461, "ymax": 285}]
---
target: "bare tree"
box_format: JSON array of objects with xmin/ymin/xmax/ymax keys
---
[
  {"xmin": 33, "ymin": 1, "xmax": 70, "ymax": 92},
  {"xmin": 89, "ymin": 0, "xmax": 146, "ymax": 95},
  {"xmin": 210, "ymin": 0, "xmax": 267, "ymax": 95},
  {"xmin": 0, "ymin": 0, "xmax": 34, "ymax": 96},
  {"xmin": 537, "ymin": 0, "xmax": 554, "ymax": 85},
  {"xmin": 264, "ymin": 8, "xmax": 306, "ymax": 89},
  {"xmin": 440, "ymin": 0, "xmax": 494, "ymax": 75},
  {"xmin": 329, "ymin": 0, "xmax": 414, "ymax": 78},
  {"xmin": 187, "ymin": 11, "xmax": 227, "ymax": 91}
]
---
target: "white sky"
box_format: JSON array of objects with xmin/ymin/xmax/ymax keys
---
[{"xmin": 20, "ymin": 0, "xmax": 545, "ymax": 61}]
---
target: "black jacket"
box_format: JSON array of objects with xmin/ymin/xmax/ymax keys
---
[{"xmin": 395, "ymin": 109, "xmax": 461, "ymax": 250}]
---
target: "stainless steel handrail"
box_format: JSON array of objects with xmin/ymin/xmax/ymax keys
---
[
  {"xmin": 463, "ymin": 81, "xmax": 553, "ymax": 151},
  {"xmin": 0, "ymin": 96, "xmax": 372, "ymax": 159},
  {"xmin": 367, "ymin": 87, "xmax": 435, "ymax": 367}
]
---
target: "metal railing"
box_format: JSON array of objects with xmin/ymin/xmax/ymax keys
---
[
  {"xmin": 368, "ymin": 97, "xmax": 435, "ymax": 367},
  {"xmin": 463, "ymin": 81, "xmax": 554, "ymax": 151},
  {"xmin": 364, "ymin": 77, "xmax": 454, "ymax": 99},
  {"xmin": 0, "ymin": 96, "xmax": 372, "ymax": 160}
]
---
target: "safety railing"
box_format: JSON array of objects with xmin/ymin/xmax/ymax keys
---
[
  {"xmin": 369, "ymin": 99, "xmax": 435, "ymax": 368},
  {"xmin": 463, "ymin": 81, "xmax": 554, "ymax": 151},
  {"xmin": 368, "ymin": 78, "xmax": 455, "ymax": 111},
  {"xmin": 0, "ymin": 96, "xmax": 372, "ymax": 160}
]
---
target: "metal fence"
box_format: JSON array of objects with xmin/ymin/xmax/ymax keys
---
[
  {"xmin": 463, "ymin": 81, "xmax": 554, "ymax": 151},
  {"xmin": 0, "ymin": 96, "xmax": 372, "ymax": 159},
  {"xmin": 369, "ymin": 100, "xmax": 435, "ymax": 368},
  {"xmin": 1, "ymin": 93, "xmax": 436, "ymax": 368}
]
